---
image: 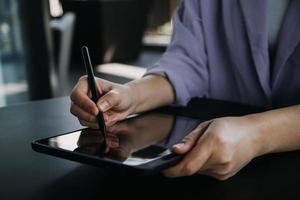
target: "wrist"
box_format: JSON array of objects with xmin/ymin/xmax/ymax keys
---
[
  {"xmin": 126, "ymin": 81, "xmax": 141, "ymax": 114},
  {"xmin": 126, "ymin": 75, "xmax": 175, "ymax": 114},
  {"xmin": 244, "ymin": 113, "xmax": 272, "ymax": 157}
]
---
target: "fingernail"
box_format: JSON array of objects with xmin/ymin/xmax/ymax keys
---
[
  {"xmin": 173, "ymin": 142, "xmax": 185, "ymax": 149},
  {"xmin": 93, "ymin": 108, "xmax": 99, "ymax": 116},
  {"xmin": 98, "ymin": 101, "xmax": 109, "ymax": 112}
]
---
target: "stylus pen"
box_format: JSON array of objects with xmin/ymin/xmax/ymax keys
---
[{"xmin": 81, "ymin": 46, "xmax": 107, "ymax": 139}]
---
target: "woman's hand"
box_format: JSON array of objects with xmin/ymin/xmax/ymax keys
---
[
  {"xmin": 70, "ymin": 76, "xmax": 137, "ymax": 128},
  {"xmin": 163, "ymin": 116, "xmax": 263, "ymax": 180},
  {"xmin": 70, "ymin": 75, "xmax": 175, "ymax": 128}
]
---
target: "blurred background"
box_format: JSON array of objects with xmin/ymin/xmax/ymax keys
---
[{"xmin": 0, "ymin": 0, "xmax": 179, "ymax": 107}]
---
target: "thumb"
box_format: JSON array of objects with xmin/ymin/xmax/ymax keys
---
[
  {"xmin": 97, "ymin": 90, "xmax": 120, "ymax": 112},
  {"xmin": 173, "ymin": 131, "xmax": 199, "ymax": 155},
  {"xmin": 172, "ymin": 120, "xmax": 212, "ymax": 154}
]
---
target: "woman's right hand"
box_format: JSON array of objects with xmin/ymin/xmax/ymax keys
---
[{"xmin": 70, "ymin": 76, "xmax": 136, "ymax": 128}]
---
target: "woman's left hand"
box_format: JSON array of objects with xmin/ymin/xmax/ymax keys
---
[{"xmin": 163, "ymin": 116, "xmax": 263, "ymax": 180}]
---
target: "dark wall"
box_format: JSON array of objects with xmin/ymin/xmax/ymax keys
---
[{"xmin": 61, "ymin": 0, "xmax": 150, "ymax": 65}]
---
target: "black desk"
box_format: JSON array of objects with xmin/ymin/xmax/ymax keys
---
[{"xmin": 1, "ymin": 97, "xmax": 299, "ymax": 199}]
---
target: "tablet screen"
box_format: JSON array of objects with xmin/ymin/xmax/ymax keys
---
[{"xmin": 39, "ymin": 113, "xmax": 201, "ymax": 166}]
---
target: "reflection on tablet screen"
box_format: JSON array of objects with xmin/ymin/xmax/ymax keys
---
[{"xmin": 44, "ymin": 113, "xmax": 201, "ymax": 166}]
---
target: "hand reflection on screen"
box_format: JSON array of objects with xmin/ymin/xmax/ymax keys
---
[
  {"xmin": 74, "ymin": 113, "xmax": 175, "ymax": 162},
  {"xmin": 74, "ymin": 129, "xmax": 112, "ymax": 156}
]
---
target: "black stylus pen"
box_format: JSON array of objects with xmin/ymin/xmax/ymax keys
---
[{"xmin": 81, "ymin": 46, "xmax": 107, "ymax": 139}]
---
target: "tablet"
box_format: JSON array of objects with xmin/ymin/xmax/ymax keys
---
[{"xmin": 32, "ymin": 112, "xmax": 202, "ymax": 175}]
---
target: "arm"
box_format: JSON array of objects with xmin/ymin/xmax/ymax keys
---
[
  {"xmin": 127, "ymin": 75, "xmax": 175, "ymax": 114},
  {"xmin": 163, "ymin": 105, "xmax": 300, "ymax": 180},
  {"xmin": 71, "ymin": 0, "xmax": 207, "ymax": 127},
  {"xmin": 70, "ymin": 75, "xmax": 174, "ymax": 127},
  {"xmin": 250, "ymin": 104, "xmax": 300, "ymax": 155}
]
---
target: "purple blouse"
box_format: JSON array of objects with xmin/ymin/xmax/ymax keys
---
[{"xmin": 145, "ymin": 0, "xmax": 300, "ymax": 108}]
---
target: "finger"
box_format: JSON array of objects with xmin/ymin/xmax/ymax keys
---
[
  {"xmin": 70, "ymin": 102, "xmax": 97, "ymax": 123},
  {"xmin": 104, "ymin": 111, "xmax": 128, "ymax": 126},
  {"xmin": 206, "ymin": 161, "xmax": 248, "ymax": 181},
  {"xmin": 106, "ymin": 118, "xmax": 120, "ymax": 127},
  {"xmin": 87, "ymin": 90, "xmax": 92, "ymax": 99},
  {"xmin": 163, "ymin": 136, "xmax": 212, "ymax": 177},
  {"xmin": 172, "ymin": 120, "xmax": 212, "ymax": 154},
  {"xmin": 197, "ymin": 169, "xmax": 234, "ymax": 181},
  {"xmin": 106, "ymin": 135, "xmax": 120, "ymax": 148},
  {"xmin": 97, "ymin": 90, "xmax": 120, "ymax": 112},
  {"xmin": 70, "ymin": 79, "xmax": 99, "ymax": 116},
  {"xmin": 196, "ymin": 162, "xmax": 229, "ymax": 174},
  {"xmin": 79, "ymin": 120, "xmax": 99, "ymax": 129},
  {"xmin": 95, "ymin": 78, "xmax": 114, "ymax": 94},
  {"xmin": 107, "ymin": 123, "xmax": 129, "ymax": 134},
  {"xmin": 81, "ymin": 75, "xmax": 113, "ymax": 96},
  {"xmin": 172, "ymin": 131, "xmax": 199, "ymax": 155},
  {"xmin": 103, "ymin": 110, "xmax": 116, "ymax": 124},
  {"xmin": 196, "ymin": 169, "xmax": 223, "ymax": 180}
]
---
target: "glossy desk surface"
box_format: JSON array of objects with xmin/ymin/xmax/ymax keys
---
[{"xmin": 0, "ymin": 97, "xmax": 299, "ymax": 199}]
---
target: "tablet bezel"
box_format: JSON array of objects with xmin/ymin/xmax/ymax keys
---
[{"xmin": 31, "ymin": 128, "xmax": 183, "ymax": 175}]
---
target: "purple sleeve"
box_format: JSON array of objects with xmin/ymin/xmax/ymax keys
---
[{"xmin": 144, "ymin": 0, "xmax": 209, "ymax": 106}]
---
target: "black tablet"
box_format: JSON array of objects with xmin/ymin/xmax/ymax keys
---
[{"xmin": 32, "ymin": 112, "xmax": 202, "ymax": 175}]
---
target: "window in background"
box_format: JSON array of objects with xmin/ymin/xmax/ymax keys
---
[
  {"xmin": 96, "ymin": 0, "xmax": 180, "ymax": 83},
  {"xmin": 0, "ymin": 0, "xmax": 29, "ymax": 107},
  {"xmin": 0, "ymin": 53, "xmax": 5, "ymax": 105},
  {"xmin": 49, "ymin": 0, "xmax": 63, "ymax": 17},
  {"xmin": 143, "ymin": 0, "xmax": 179, "ymax": 47}
]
